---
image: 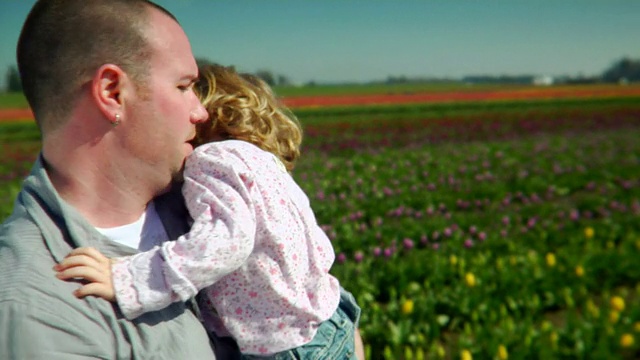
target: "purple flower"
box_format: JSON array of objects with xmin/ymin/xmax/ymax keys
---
[
  {"xmin": 478, "ymin": 232, "xmax": 487, "ymax": 242},
  {"xmin": 569, "ymin": 209, "xmax": 580, "ymax": 221},
  {"xmin": 373, "ymin": 247, "xmax": 382, "ymax": 257},
  {"xmin": 403, "ymin": 238, "xmax": 415, "ymax": 250},
  {"xmin": 337, "ymin": 253, "xmax": 347, "ymax": 264},
  {"xmin": 354, "ymin": 251, "xmax": 364, "ymax": 263},
  {"xmin": 464, "ymin": 238, "xmax": 474, "ymax": 248},
  {"xmin": 383, "ymin": 247, "xmax": 394, "ymax": 258}
]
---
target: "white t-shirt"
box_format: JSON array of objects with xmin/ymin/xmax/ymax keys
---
[{"xmin": 95, "ymin": 202, "xmax": 169, "ymax": 250}]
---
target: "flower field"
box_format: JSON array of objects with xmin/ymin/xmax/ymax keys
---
[{"xmin": 1, "ymin": 89, "xmax": 640, "ymax": 359}]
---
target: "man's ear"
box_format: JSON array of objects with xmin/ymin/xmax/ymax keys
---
[{"xmin": 92, "ymin": 64, "xmax": 126, "ymax": 123}]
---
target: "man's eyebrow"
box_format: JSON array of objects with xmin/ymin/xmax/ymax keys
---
[{"xmin": 180, "ymin": 75, "xmax": 198, "ymax": 83}]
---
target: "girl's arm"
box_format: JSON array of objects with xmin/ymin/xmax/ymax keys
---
[{"xmin": 56, "ymin": 143, "xmax": 258, "ymax": 319}]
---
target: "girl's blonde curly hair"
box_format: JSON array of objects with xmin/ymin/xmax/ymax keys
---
[{"xmin": 193, "ymin": 64, "xmax": 303, "ymax": 172}]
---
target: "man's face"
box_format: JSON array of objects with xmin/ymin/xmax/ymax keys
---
[{"xmin": 124, "ymin": 8, "xmax": 208, "ymax": 188}]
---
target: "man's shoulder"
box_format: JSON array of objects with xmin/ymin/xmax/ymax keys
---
[
  {"xmin": 1, "ymin": 211, "xmax": 37, "ymax": 236},
  {"xmin": 0, "ymin": 206, "xmax": 43, "ymax": 264},
  {"xmin": 0, "ymin": 207, "xmax": 57, "ymax": 300}
]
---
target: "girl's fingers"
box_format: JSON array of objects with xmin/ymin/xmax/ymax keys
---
[
  {"xmin": 55, "ymin": 254, "xmax": 108, "ymax": 273},
  {"xmin": 56, "ymin": 265, "xmax": 107, "ymax": 284},
  {"xmin": 67, "ymin": 247, "xmax": 110, "ymax": 264},
  {"xmin": 74, "ymin": 283, "xmax": 115, "ymax": 301}
]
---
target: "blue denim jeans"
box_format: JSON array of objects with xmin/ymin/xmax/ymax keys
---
[{"xmin": 242, "ymin": 288, "xmax": 361, "ymax": 360}]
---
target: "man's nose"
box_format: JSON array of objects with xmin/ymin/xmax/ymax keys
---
[{"xmin": 191, "ymin": 102, "xmax": 209, "ymax": 124}]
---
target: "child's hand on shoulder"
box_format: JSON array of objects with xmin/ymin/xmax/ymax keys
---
[{"xmin": 54, "ymin": 247, "xmax": 116, "ymax": 302}]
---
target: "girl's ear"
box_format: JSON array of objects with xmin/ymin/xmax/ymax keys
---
[{"xmin": 92, "ymin": 64, "xmax": 127, "ymax": 124}]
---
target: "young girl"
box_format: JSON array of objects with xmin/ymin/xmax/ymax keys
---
[{"xmin": 56, "ymin": 64, "xmax": 363, "ymax": 359}]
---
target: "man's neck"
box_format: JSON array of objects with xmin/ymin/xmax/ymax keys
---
[{"xmin": 42, "ymin": 138, "xmax": 154, "ymax": 228}]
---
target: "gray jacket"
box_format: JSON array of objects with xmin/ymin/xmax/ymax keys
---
[{"xmin": 0, "ymin": 156, "xmax": 230, "ymax": 359}]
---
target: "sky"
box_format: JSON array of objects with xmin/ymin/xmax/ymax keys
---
[{"xmin": 1, "ymin": 0, "xmax": 639, "ymax": 87}]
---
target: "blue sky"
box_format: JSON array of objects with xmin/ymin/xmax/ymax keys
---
[{"xmin": 1, "ymin": 0, "xmax": 639, "ymax": 87}]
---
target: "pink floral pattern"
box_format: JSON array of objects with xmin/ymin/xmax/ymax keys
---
[{"xmin": 111, "ymin": 140, "xmax": 340, "ymax": 355}]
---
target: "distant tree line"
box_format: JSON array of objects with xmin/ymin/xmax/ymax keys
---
[
  {"xmin": 5, "ymin": 66, "xmax": 22, "ymax": 92},
  {"xmin": 3, "ymin": 56, "xmax": 640, "ymax": 92},
  {"xmin": 601, "ymin": 57, "xmax": 640, "ymax": 83},
  {"xmin": 385, "ymin": 57, "xmax": 640, "ymax": 85},
  {"xmin": 195, "ymin": 58, "xmax": 290, "ymax": 87}
]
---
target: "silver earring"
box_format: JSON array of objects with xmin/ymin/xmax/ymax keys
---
[{"xmin": 113, "ymin": 114, "xmax": 121, "ymax": 127}]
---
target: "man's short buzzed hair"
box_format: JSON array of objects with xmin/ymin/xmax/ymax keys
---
[{"xmin": 17, "ymin": 0, "xmax": 177, "ymax": 132}]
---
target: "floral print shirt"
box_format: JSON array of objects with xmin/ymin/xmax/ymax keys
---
[{"xmin": 111, "ymin": 140, "xmax": 341, "ymax": 355}]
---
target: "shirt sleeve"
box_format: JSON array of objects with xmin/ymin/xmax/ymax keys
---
[{"xmin": 111, "ymin": 143, "xmax": 258, "ymax": 319}]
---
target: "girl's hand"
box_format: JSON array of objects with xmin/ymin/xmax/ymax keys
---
[{"xmin": 54, "ymin": 247, "xmax": 116, "ymax": 302}]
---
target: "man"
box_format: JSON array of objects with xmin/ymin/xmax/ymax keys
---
[{"xmin": 0, "ymin": 0, "xmax": 237, "ymax": 358}]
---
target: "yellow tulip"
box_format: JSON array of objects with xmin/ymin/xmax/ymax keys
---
[
  {"xmin": 545, "ymin": 253, "xmax": 556, "ymax": 267},
  {"xmin": 575, "ymin": 265, "xmax": 584, "ymax": 277},
  {"xmin": 610, "ymin": 296, "xmax": 625, "ymax": 312},
  {"xmin": 460, "ymin": 349, "xmax": 472, "ymax": 360},
  {"xmin": 450, "ymin": 255, "xmax": 458, "ymax": 266},
  {"xmin": 465, "ymin": 272, "xmax": 476, "ymax": 287},
  {"xmin": 621, "ymin": 333, "xmax": 634, "ymax": 348},
  {"xmin": 401, "ymin": 299, "xmax": 414, "ymax": 315},
  {"xmin": 634, "ymin": 321, "xmax": 640, "ymax": 333},
  {"xmin": 584, "ymin": 227, "xmax": 594, "ymax": 238},
  {"xmin": 497, "ymin": 344, "xmax": 508, "ymax": 360},
  {"xmin": 609, "ymin": 310, "xmax": 620, "ymax": 324}
]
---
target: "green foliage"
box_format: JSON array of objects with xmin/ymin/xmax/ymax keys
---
[
  {"xmin": 0, "ymin": 121, "xmax": 39, "ymax": 142},
  {"xmin": 0, "ymin": 92, "xmax": 28, "ymax": 109}
]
